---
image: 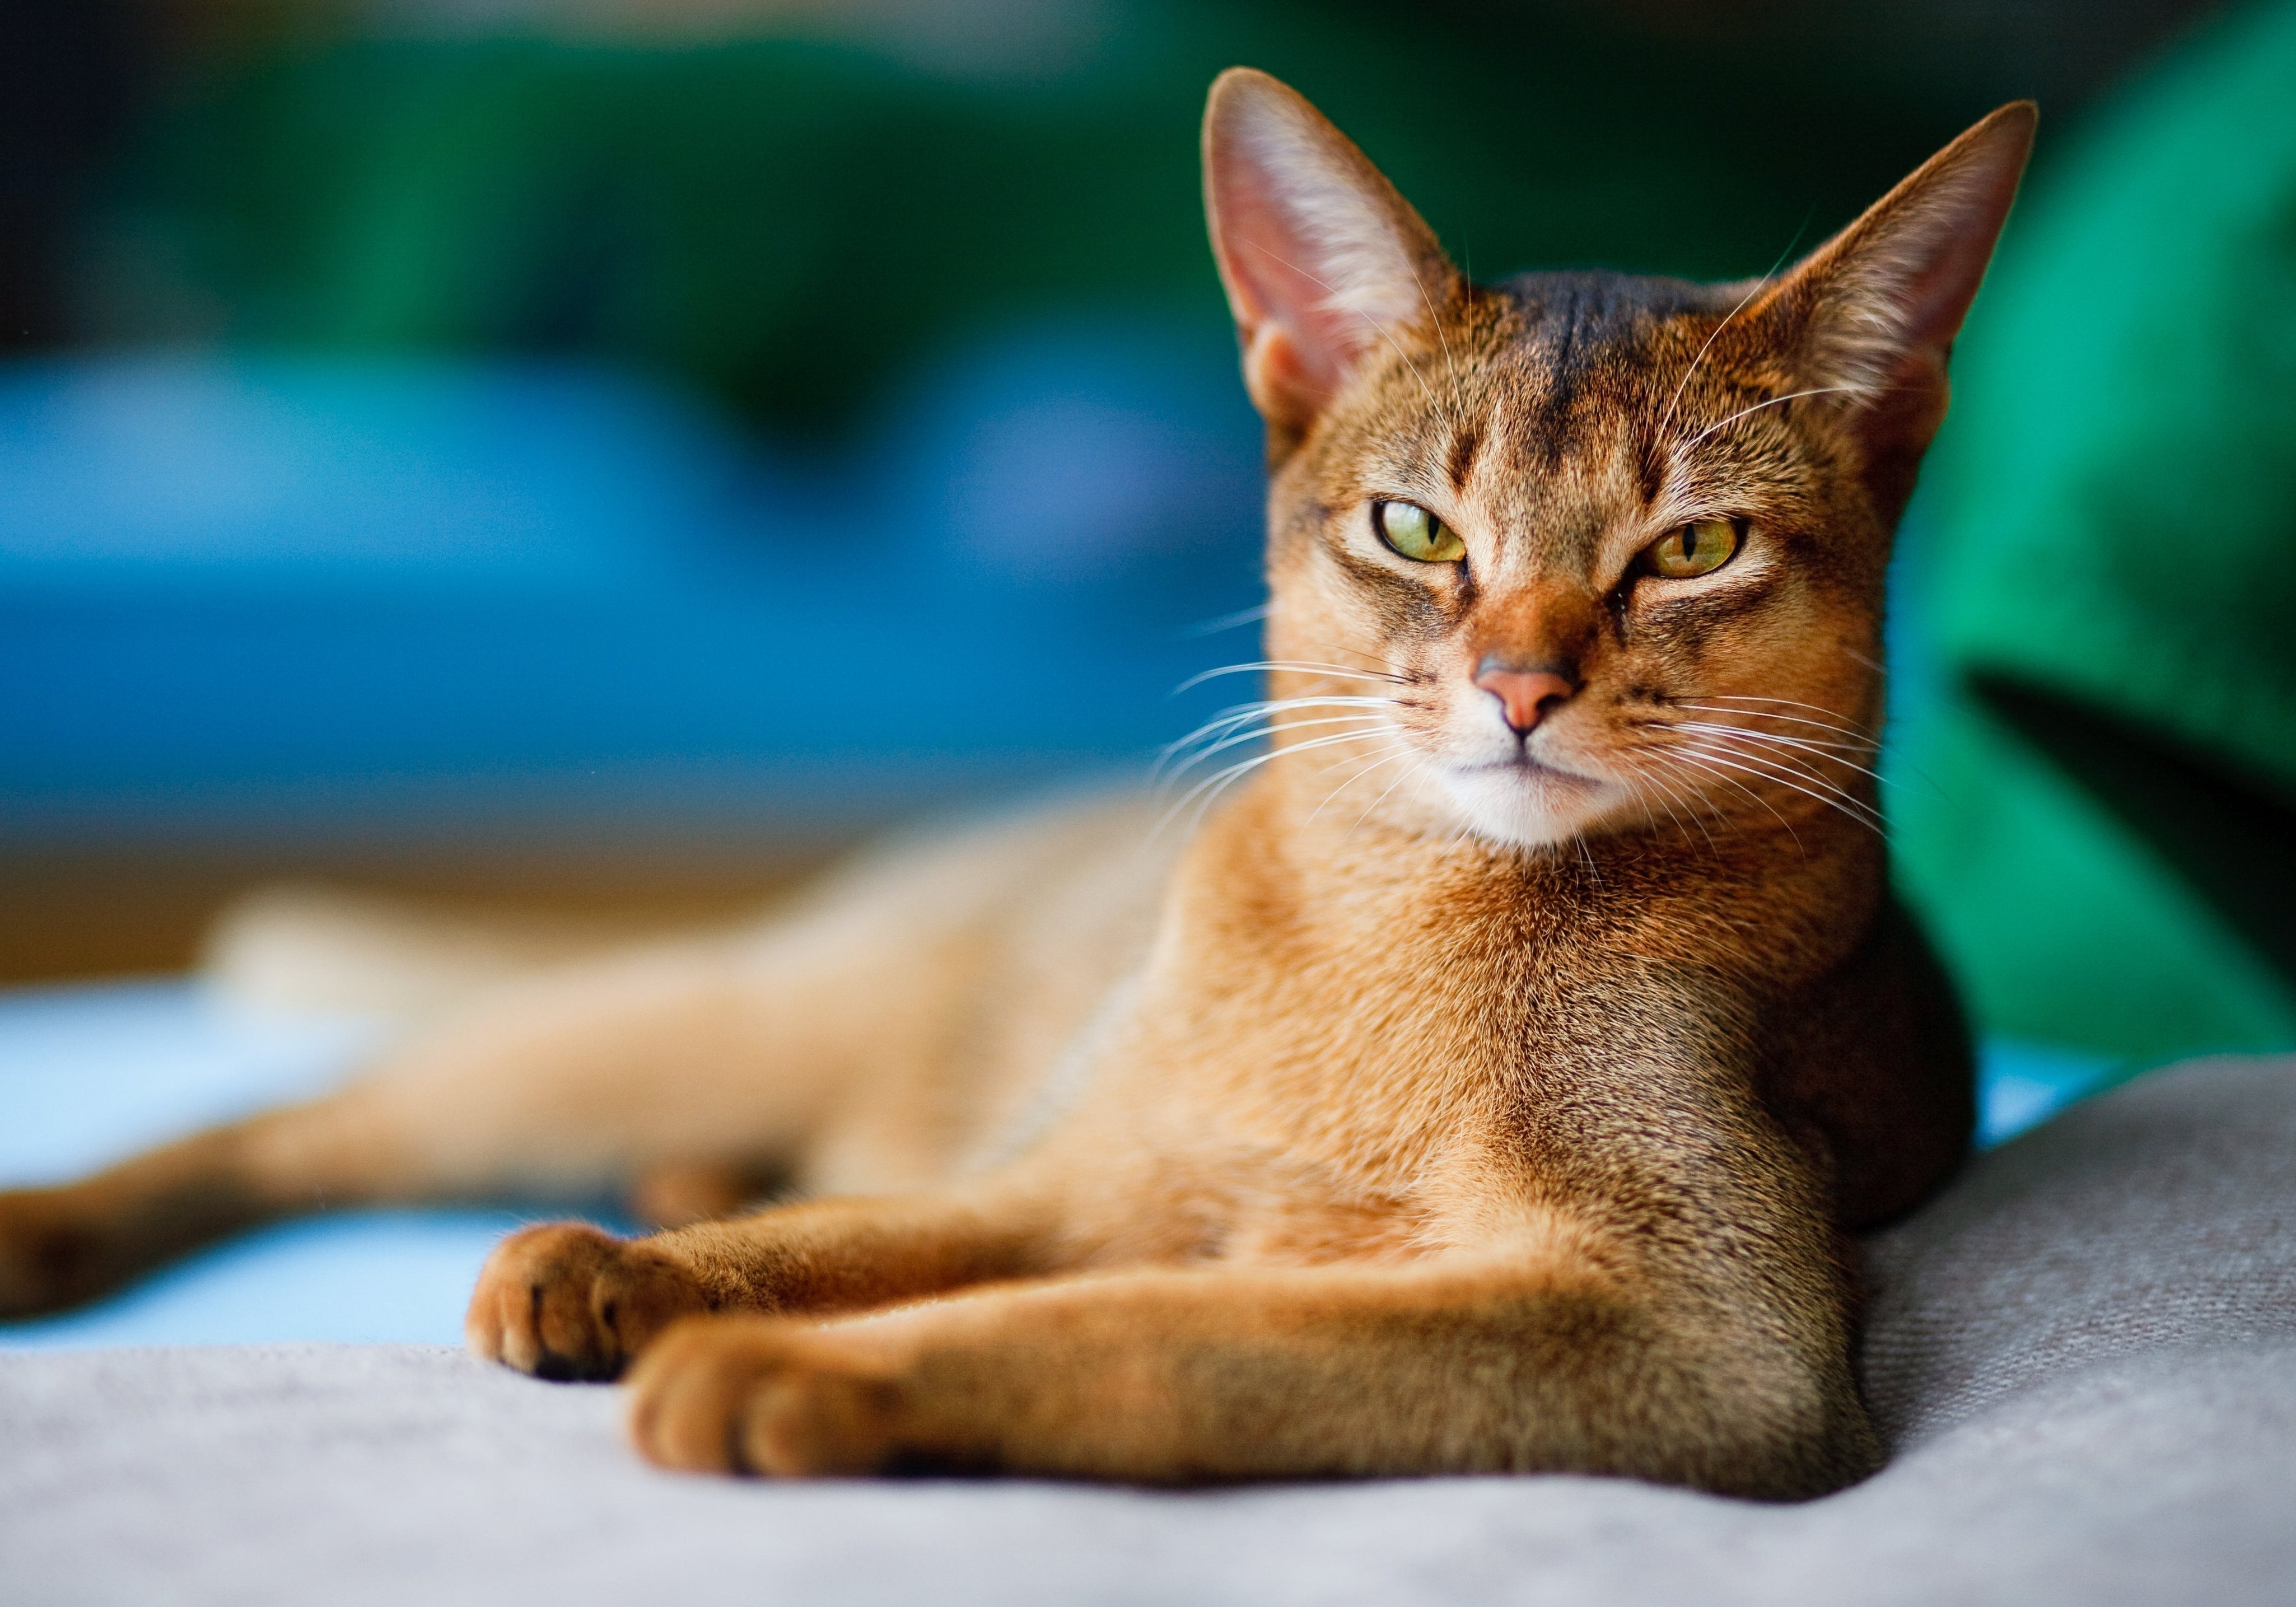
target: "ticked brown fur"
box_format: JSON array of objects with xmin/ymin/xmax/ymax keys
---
[{"xmin": 0, "ymin": 73, "xmax": 2031, "ymax": 1498}]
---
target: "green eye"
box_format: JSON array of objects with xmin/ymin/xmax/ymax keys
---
[
  {"xmin": 1645, "ymin": 518, "xmax": 1740, "ymax": 578},
  {"xmin": 1375, "ymin": 500, "xmax": 1467, "ymax": 563}
]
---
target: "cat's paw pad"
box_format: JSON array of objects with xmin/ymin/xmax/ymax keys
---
[
  {"xmin": 624, "ymin": 1317, "xmax": 908, "ymax": 1477},
  {"xmin": 465, "ymin": 1222, "xmax": 705, "ymax": 1381}
]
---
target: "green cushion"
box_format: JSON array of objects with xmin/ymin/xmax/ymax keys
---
[{"xmin": 1892, "ymin": 0, "xmax": 2296, "ymax": 1064}]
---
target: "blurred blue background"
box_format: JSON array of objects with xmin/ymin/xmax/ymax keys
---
[
  {"xmin": 4, "ymin": 0, "xmax": 2293, "ymax": 1346},
  {"xmin": 0, "ymin": 326, "xmax": 1266, "ymax": 844}
]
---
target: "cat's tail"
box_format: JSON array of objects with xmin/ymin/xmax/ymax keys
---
[{"xmin": 200, "ymin": 883, "xmax": 654, "ymax": 1023}]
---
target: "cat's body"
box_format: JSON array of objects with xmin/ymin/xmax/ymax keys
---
[{"xmin": 0, "ymin": 73, "xmax": 2031, "ymax": 1497}]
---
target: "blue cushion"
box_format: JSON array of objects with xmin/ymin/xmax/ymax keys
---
[{"xmin": 0, "ymin": 323, "xmax": 1267, "ymax": 842}]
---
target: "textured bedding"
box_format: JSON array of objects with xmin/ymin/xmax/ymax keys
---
[{"xmin": 3, "ymin": 1049, "xmax": 2290, "ymax": 1605}]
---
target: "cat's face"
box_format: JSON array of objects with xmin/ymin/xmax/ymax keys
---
[
  {"xmin": 1263, "ymin": 277, "xmax": 1890, "ymax": 849},
  {"xmin": 1201, "ymin": 72, "xmax": 2031, "ymax": 851}
]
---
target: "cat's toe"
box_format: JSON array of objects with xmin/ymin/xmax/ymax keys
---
[
  {"xmin": 466, "ymin": 1222, "xmax": 704, "ymax": 1381},
  {"xmin": 624, "ymin": 1317, "xmax": 908, "ymax": 1477}
]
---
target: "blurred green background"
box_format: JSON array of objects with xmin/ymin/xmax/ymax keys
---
[{"xmin": 18, "ymin": 0, "xmax": 2227, "ymax": 433}]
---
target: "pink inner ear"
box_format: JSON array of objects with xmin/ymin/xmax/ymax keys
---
[
  {"xmin": 1210, "ymin": 151, "xmax": 1365, "ymax": 408},
  {"xmin": 1202, "ymin": 73, "xmax": 1453, "ymax": 433}
]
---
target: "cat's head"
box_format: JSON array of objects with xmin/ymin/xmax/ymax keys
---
[{"xmin": 1198, "ymin": 70, "xmax": 2032, "ymax": 852}]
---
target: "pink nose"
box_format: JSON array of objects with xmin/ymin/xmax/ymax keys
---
[{"xmin": 1474, "ymin": 664, "xmax": 1576, "ymax": 734}]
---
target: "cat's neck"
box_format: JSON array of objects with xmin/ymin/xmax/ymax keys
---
[{"xmin": 1193, "ymin": 755, "xmax": 1884, "ymax": 982}]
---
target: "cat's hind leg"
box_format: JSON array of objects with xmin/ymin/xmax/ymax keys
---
[
  {"xmin": 0, "ymin": 791, "xmax": 1169, "ymax": 1320},
  {"xmin": 0, "ymin": 919, "xmax": 973, "ymax": 1319}
]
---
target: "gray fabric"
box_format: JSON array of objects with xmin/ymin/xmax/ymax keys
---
[{"xmin": 4, "ymin": 1057, "xmax": 2292, "ymax": 1607}]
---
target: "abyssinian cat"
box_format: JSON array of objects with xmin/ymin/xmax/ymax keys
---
[{"xmin": 0, "ymin": 71, "xmax": 2032, "ymax": 1499}]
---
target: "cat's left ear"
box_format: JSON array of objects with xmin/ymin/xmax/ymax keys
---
[
  {"xmin": 1203, "ymin": 68, "xmax": 1462, "ymax": 453},
  {"xmin": 1758, "ymin": 102, "xmax": 2037, "ymax": 516}
]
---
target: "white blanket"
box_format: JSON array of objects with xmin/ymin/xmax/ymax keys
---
[{"xmin": 3, "ymin": 1053, "xmax": 2290, "ymax": 1606}]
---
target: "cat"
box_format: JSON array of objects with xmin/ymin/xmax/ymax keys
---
[{"xmin": 0, "ymin": 69, "xmax": 2031, "ymax": 1498}]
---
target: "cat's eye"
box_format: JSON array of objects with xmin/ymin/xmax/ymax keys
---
[
  {"xmin": 1643, "ymin": 518, "xmax": 1740, "ymax": 579},
  {"xmin": 1374, "ymin": 500, "xmax": 1467, "ymax": 563}
]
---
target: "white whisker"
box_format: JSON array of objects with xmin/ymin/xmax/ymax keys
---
[
  {"xmin": 1343, "ymin": 751, "xmax": 1426, "ymax": 837},
  {"xmin": 1160, "ymin": 695, "xmax": 1394, "ymax": 755},
  {"xmin": 1684, "ymin": 694, "xmax": 1873, "ymax": 732},
  {"xmin": 1616, "ymin": 754, "xmax": 1721, "ymax": 858},
  {"xmin": 1675, "ymin": 723, "xmax": 1895, "ymax": 789},
  {"xmin": 1155, "ymin": 697, "xmax": 1397, "ymax": 779},
  {"xmin": 1178, "ymin": 602, "xmax": 1273, "ymax": 639},
  {"xmin": 1152, "ymin": 727, "xmax": 1397, "ymax": 841},
  {"xmin": 1656, "ymin": 225, "xmax": 1809, "ymax": 449},
  {"xmin": 1665, "ymin": 749, "xmax": 1806, "ymax": 851},
  {"xmin": 1174, "ymin": 660, "xmax": 1409, "ymax": 694},
  {"xmin": 1306, "ymin": 744, "xmax": 1415, "ymax": 830},
  {"xmin": 1678, "ymin": 743, "xmax": 1884, "ymax": 835},
  {"xmin": 1160, "ymin": 713, "xmax": 1394, "ymax": 784},
  {"xmin": 1673, "ymin": 718, "xmax": 1877, "ymax": 755},
  {"xmin": 1403, "ymin": 260, "xmax": 1471, "ymax": 441},
  {"xmin": 1679, "ymin": 386, "xmax": 1860, "ymax": 454}
]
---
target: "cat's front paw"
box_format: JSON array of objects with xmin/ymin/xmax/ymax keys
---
[
  {"xmin": 624, "ymin": 1316, "xmax": 911, "ymax": 1477},
  {"xmin": 465, "ymin": 1222, "xmax": 707, "ymax": 1381}
]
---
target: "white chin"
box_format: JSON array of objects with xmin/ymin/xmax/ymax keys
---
[{"xmin": 1437, "ymin": 763, "xmax": 1615, "ymax": 850}]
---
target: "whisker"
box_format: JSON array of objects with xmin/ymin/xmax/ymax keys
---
[
  {"xmin": 1674, "ymin": 723, "xmax": 1896, "ymax": 788},
  {"xmin": 1677, "ymin": 727, "xmax": 1882, "ymax": 793},
  {"xmin": 1684, "ymin": 697, "xmax": 1956, "ymax": 801},
  {"xmin": 1280, "ymin": 635, "xmax": 1417, "ymax": 679},
  {"xmin": 1306, "ymin": 744, "xmax": 1415, "ymax": 830},
  {"xmin": 1636, "ymin": 749, "xmax": 1732, "ymax": 841},
  {"xmin": 1672, "ymin": 720, "xmax": 1877, "ymax": 756},
  {"xmin": 1153, "ymin": 727, "xmax": 1397, "ymax": 840},
  {"xmin": 1656, "ymin": 221, "xmax": 1809, "ymax": 449},
  {"xmin": 1160, "ymin": 713, "xmax": 1394, "ymax": 784},
  {"xmin": 1343, "ymin": 751, "xmax": 1427, "ymax": 837},
  {"xmin": 1174, "ymin": 661, "xmax": 1410, "ymax": 694},
  {"xmin": 1575, "ymin": 834, "xmax": 1603, "ymax": 887},
  {"xmin": 1658, "ymin": 291, "xmax": 1765, "ymax": 447},
  {"xmin": 1679, "ymin": 386, "xmax": 1861, "ymax": 454},
  {"xmin": 1676, "ymin": 702, "xmax": 1872, "ymax": 732},
  {"xmin": 1677, "ymin": 744, "xmax": 1885, "ymax": 835},
  {"xmin": 1612, "ymin": 763, "xmax": 1687, "ymax": 848},
  {"xmin": 1615, "ymin": 754, "xmax": 1721, "ymax": 858},
  {"xmin": 1171, "ymin": 731, "xmax": 1395, "ymax": 840},
  {"xmin": 1664, "ymin": 749, "xmax": 1806, "ymax": 851},
  {"xmin": 1155, "ymin": 697, "xmax": 1396, "ymax": 778},
  {"xmin": 1177, "ymin": 602, "xmax": 1273, "ymax": 639},
  {"xmin": 1684, "ymin": 694, "xmax": 1873, "ymax": 728},
  {"xmin": 1691, "ymin": 732, "xmax": 1895, "ymax": 794},
  {"xmin": 1681, "ymin": 731, "xmax": 1881, "ymax": 803},
  {"xmin": 1403, "ymin": 260, "xmax": 1471, "ymax": 441},
  {"xmin": 1676, "ymin": 704, "xmax": 1878, "ymax": 746},
  {"xmin": 1161, "ymin": 695, "xmax": 1395, "ymax": 752}
]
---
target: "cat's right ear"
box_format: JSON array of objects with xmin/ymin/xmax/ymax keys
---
[{"xmin": 1203, "ymin": 69, "xmax": 1459, "ymax": 449}]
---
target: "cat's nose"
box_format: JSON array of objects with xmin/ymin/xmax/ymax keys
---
[{"xmin": 1474, "ymin": 659, "xmax": 1577, "ymax": 735}]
